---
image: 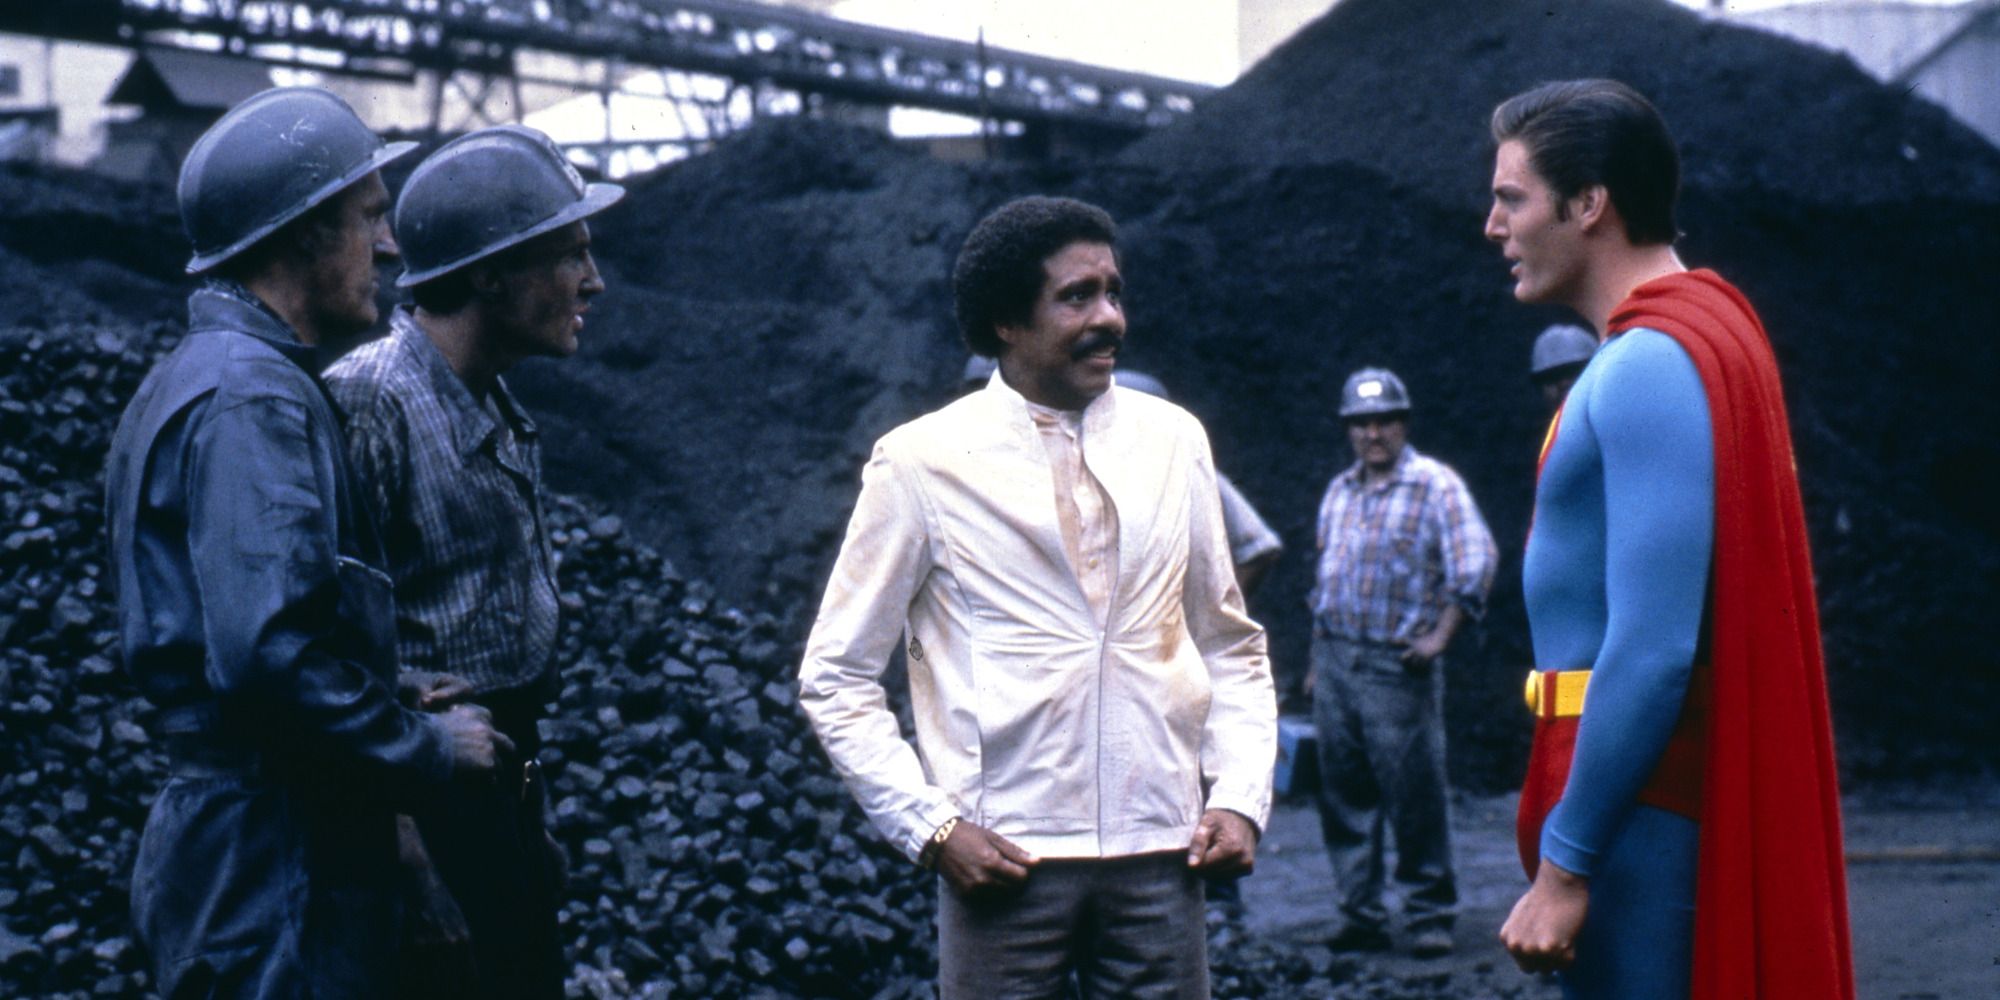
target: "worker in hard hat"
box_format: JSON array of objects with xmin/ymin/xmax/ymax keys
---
[
  {"xmin": 106, "ymin": 87, "xmax": 506, "ymax": 999},
  {"xmin": 324, "ymin": 124, "xmax": 624, "ymax": 999},
  {"xmin": 1529, "ymin": 322, "xmax": 1597, "ymax": 412},
  {"xmin": 1308, "ymin": 366, "xmax": 1496, "ymax": 959}
]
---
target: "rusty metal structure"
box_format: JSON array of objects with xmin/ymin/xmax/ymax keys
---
[{"xmin": 1, "ymin": 1, "xmax": 1212, "ymax": 169}]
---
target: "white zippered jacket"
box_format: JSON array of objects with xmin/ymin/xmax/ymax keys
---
[{"xmin": 799, "ymin": 375, "xmax": 1276, "ymax": 862}]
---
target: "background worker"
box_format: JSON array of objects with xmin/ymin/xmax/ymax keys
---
[
  {"xmin": 106, "ymin": 87, "xmax": 504, "ymax": 999},
  {"xmin": 1112, "ymin": 369, "xmax": 1284, "ymax": 594},
  {"xmin": 1111, "ymin": 368, "xmax": 1284, "ymax": 933},
  {"xmin": 1529, "ymin": 323, "xmax": 1598, "ymax": 413},
  {"xmin": 1308, "ymin": 366, "xmax": 1496, "ymax": 959},
  {"xmin": 960, "ymin": 353, "xmax": 997, "ymax": 394},
  {"xmin": 324, "ymin": 124, "xmax": 623, "ymax": 999}
]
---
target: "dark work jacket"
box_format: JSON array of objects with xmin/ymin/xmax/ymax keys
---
[{"xmin": 106, "ymin": 284, "xmax": 453, "ymax": 999}]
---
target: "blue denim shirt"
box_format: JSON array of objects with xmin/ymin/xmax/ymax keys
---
[{"xmin": 106, "ymin": 282, "xmax": 451, "ymax": 996}]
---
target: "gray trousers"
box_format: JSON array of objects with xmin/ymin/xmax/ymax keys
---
[
  {"xmin": 1310, "ymin": 633, "xmax": 1456, "ymax": 933},
  {"xmin": 937, "ymin": 851, "xmax": 1208, "ymax": 999}
]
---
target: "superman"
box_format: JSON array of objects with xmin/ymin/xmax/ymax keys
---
[{"xmin": 1483, "ymin": 79, "xmax": 1855, "ymax": 999}]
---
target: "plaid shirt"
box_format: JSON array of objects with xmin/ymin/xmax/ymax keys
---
[
  {"xmin": 1311, "ymin": 445, "xmax": 1496, "ymax": 644},
  {"xmin": 324, "ymin": 308, "xmax": 561, "ymax": 698}
]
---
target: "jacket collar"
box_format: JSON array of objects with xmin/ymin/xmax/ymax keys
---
[
  {"xmin": 982, "ymin": 366, "xmax": 1121, "ymax": 444},
  {"xmin": 389, "ymin": 307, "xmax": 538, "ymax": 465},
  {"xmin": 187, "ymin": 280, "xmax": 316, "ymax": 370}
]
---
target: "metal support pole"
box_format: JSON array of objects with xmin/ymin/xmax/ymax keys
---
[
  {"xmin": 429, "ymin": 68, "xmax": 447, "ymax": 138},
  {"xmin": 601, "ymin": 58, "xmax": 617, "ymax": 146}
]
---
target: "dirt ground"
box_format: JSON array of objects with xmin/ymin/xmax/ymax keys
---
[{"xmin": 1239, "ymin": 778, "xmax": 2000, "ymax": 998}]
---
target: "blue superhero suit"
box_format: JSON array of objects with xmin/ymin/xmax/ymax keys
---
[{"xmin": 1523, "ymin": 327, "xmax": 1713, "ymax": 999}]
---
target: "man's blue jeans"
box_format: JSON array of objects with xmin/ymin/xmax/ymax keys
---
[{"xmin": 1310, "ymin": 633, "xmax": 1456, "ymax": 934}]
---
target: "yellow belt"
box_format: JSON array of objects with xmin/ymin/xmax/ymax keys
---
[{"xmin": 1524, "ymin": 669, "xmax": 1591, "ymax": 718}]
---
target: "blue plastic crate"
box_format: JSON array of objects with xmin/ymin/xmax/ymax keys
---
[{"xmin": 1273, "ymin": 714, "xmax": 1318, "ymax": 798}]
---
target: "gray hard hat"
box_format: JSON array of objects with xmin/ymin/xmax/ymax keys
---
[
  {"xmin": 395, "ymin": 125, "xmax": 625, "ymax": 287},
  {"xmin": 1530, "ymin": 323, "xmax": 1598, "ymax": 378},
  {"xmin": 962, "ymin": 355, "xmax": 997, "ymax": 386},
  {"xmin": 1338, "ymin": 367, "xmax": 1411, "ymax": 418},
  {"xmin": 1115, "ymin": 370, "xmax": 1169, "ymax": 400},
  {"xmin": 179, "ymin": 87, "xmax": 417, "ymax": 274}
]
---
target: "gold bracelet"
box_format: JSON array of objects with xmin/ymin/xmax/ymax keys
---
[{"xmin": 919, "ymin": 816, "xmax": 960, "ymax": 870}]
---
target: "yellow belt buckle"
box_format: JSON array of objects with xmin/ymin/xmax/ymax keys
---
[{"xmin": 1524, "ymin": 669, "xmax": 1591, "ymax": 718}]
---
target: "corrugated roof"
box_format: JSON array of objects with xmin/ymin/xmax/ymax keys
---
[{"xmin": 107, "ymin": 47, "xmax": 272, "ymax": 111}]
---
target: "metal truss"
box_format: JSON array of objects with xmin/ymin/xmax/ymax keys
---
[{"xmin": 3, "ymin": 0, "xmax": 1212, "ymax": 168}]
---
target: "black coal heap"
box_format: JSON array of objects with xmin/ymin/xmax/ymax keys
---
[{"xmin": 1, "ymin": 0, "xmax": 1996, "ymax": 994}]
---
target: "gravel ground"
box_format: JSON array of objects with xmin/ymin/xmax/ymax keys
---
[{"xmin": 1239, "ymin": 779, "xmax": 2000, "ymax": 999}]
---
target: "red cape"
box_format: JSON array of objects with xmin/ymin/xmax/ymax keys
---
[{"xmin": 1609, "ymin": 269, "xmax": 1855, "ymax": 1000}]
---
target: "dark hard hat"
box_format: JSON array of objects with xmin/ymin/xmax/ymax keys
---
[
  {"xmin": 1338, "ymin": 367, "xmax": 1411, "ymax": 418},
  {"xmin": 1115, "ymin": 370, "xmax": 1169, "ymax": 400},
  {"xmin": 395, "ymin": 125, "xmax": 624, "ymax": 287},
  {"xmin": 1531, "ymin": 323, "xmax": 1598, "ymax": 377},
  {"xmin": 179, "ymin": 87, "xmax": 416, "ymax": 274}
]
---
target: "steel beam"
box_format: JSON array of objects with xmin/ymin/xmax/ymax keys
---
[{"xmin": 1, "ymin": 0, "xmax": 1210, "ymax": 132}]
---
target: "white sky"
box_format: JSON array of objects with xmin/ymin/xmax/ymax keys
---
[
  {"xmin": 820, "ymin": 0, "xmax": 1980, "ymax": 85},
  {"xmin": 829, "ymin": 0, "xmax": 1243, "ymax": 85}
]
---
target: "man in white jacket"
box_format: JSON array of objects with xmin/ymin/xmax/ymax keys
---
[{"xmin": 799, "ymin": 196, "xmax": 1277, "ymax": 998}]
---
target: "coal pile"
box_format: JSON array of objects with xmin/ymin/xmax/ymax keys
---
[
  {"xmin": 0, "ymin": 315, "xmax": 955, "ymax": 998},
  {"xmin": 1124, "ymin": 0, "xmax": 2000, "ymax": 210},
  {"xmin": 1108, "ymin": 0, "xmax": 2000, "ymax": 779},
  {"xmin": 503, "ymin": 0, "xmax": 2000, "ymax": 787},
  {"xmin": 0, "ymin": 164, "xmax": 183, "ymax": 327},
  {"xmin": 505, "ymin": 119, "xmax": 1002, "ymax": 616},
  {"xmin": 0, "ymin": 320, "xmax": 1548, "ymax": 998},
  {"xmin": 0, "ymin": 312, "xmax": 939, "ymax": 997},
  {"xmin": 0, "ymin": 324, "xmax": 162, "ymax": 998},
  {"xmin": 5, "ymin": 0, "xmax": 1990, "ymax": 795}
]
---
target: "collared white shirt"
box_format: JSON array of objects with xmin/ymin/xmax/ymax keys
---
[
  {"xmin": 798, "ymin": 374, "xmax": 1276, "ymax": 861},
  {"xmin": 1024, "ymin": 401, "xmax": 1119, "ymax": 627}
]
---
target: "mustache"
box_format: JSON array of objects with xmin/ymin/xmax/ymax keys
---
[{"xmin": 1069, "ymin": 330, "xmax": 1124, "ymax": 361}]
